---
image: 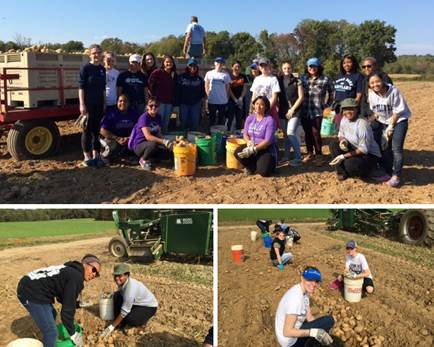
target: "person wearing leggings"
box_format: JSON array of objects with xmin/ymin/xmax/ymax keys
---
[{"xmin": 78, "ymin": 44, "xmax": 106, "ymax": 168}]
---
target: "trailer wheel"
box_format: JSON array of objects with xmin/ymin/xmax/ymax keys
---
[
  {"xmin": 7, "ymin": 120, "xmax": 61, "ymax": 160},
  {"xmin": 399, "ymin": 210, "xmax": 434, "ymax": 246},
  {"xmin": 108, "ymin": 236, "xmax": 128, "ymax": 258}
]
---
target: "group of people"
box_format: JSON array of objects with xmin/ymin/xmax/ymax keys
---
[
  {"xmin": 78, "ymin": 20, "xmax": 411, "ymax": 186},
  {"xmin": 275, "ymin": 240, "xmax": 374, "ymax": 347},
  {"xmin": 17, "ymin": 256, "xmax": 213, "ymax": 347}
]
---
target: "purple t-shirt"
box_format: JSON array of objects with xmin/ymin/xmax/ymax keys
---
[
  {"xmin": 100, "ymin": 108, "xmax": 139, "ymax": 137},
  {"xmin": 244, "ymin": 114, "xmax": 276, "ymax": 145},
  {"xmin": 128, "ymin": 112, "xmax": 162, "ymax": 150}
]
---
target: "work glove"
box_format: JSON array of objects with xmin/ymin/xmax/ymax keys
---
[
  {"xmin": 339, "ymin": 139, "xmax": 349, "ymax": 152},
  {"xmin": 100, "ymin": 324, "xmax": 115, "ymax": 338},
  {"xmin": 236, "ymin": 97, "xmax": 243, "ymax": 108},
  {"xmin": 70, "ymin": 332, "xmax": 84, "ymax": 347},
  {"xmin": 329, "ymin": 154, "xmax": 345, "ymax": 166},
  {"xmin": 345, "ymin": 272, "xmax": 357, "ymax": 279},
  {"xmin": 277, "ymin": 263, "xmax": 284, "ymax": 270},
  {"xmin": 163, "ymin": 139, "xmax": 174, "ymax": 151},
  {"xmin": 385, "ymin": 124, "xmax": 394, "ymax": 141},
  {"xmin": 78, "ymin": 299, "xmax": 93, "ymax": 308},
  {"xmin": 75, "ymin": 114, "xmax": 88, "ymax": 130},
  {"xmin": 309, "ymin": 328, "xmax": 333, "ymax": 346},
  {"xmin": 238, "ymin": 146, "xmax": 257, "ymax": 159},
  {"xmin": 286, "ymin": 108, "xmax": 295, "ymax": 120}
]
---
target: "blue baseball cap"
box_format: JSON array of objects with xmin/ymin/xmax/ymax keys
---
[
  {"xmin": 306, "ymin": 57, "xmax": 320, "ymax": 67},
  {"xmin": 215, "ymin": 57, "xmax": 225, "ymax": 64},
  {"xmin": 187, "ymin": 58, "xmax": 198, "ymax": 66},
  {"xmin": 250, "ymin": 63, "xmax": 258, "ymax": 69},
  {"xmin": 346, "ymin": 240, "xmax": 357, "ymax": 249},
  {"xmin": 302, "ymin": 267, "xmax": 322, "ymax": 282}
]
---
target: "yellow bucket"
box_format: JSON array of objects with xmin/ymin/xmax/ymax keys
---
[
  {"xmin": 226, "ymin": 138, "xmax": 246, "ymax": 169},
  {"xmin": 173, "ymin": 143, "xmax": 197, "ymax": 176}
]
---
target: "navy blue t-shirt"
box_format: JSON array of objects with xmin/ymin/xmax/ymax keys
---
[
  {"xmin": 116, "ymin": 71, "xmax": 147, "ymax": 104},
  {"xmin": 79, "ymin": 63, "xmax": 106, "ymax": 104},
  {"xmin": 334, "ymin": 72, "xmax": 364, "ymax": 101},
  {"xmin": 100, "ymin": 108, "xmax": 139, "ymax": 137},
  {"xmin": 176, "ymin": 73, "xmax": 205, "ymax": 105}
]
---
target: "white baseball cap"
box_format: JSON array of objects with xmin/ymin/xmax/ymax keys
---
[{"xmin": 129, "ymin": 54, "xmax": 142, "ymax": 64}]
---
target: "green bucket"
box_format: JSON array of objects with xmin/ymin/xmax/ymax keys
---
[
  {"xmin": 56, "ymin": 323, "xmax": 83, "ymax": 347},
  {"xmin": 196, "ymin": 136, "xmax": 216, "ymax": 165},
  {"xmin": 320, "ymin": 117, "xmax": 336, "ymax": 136}
]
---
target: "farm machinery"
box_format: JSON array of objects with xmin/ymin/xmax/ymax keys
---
[
  {"xmin": 327, "ymin": 209, "xmax": 434, "ymax": 246},
  {"xmin": 108, "ymin": 210, "xmax": 213, "ymax": 260}
]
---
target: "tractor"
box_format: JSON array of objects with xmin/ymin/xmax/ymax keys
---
[
  {"xmin": 108, "ymin": 210, "xmax": 213, "ymax": 260},
  {"xmin": 327, "ymin": 209, "xmax": 434, "ymax": 246}
]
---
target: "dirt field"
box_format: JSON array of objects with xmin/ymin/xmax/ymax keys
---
[
  {"xmin": 0, "ymin": 237, "xmax": 213, "ymax": 347},
  {"xmin": 218, "ymin": 223, "xmax": 434, "ymax": 347},
  {"xmin": 1, "ymin": 81, "xmax": 433, "ymax": 204}
]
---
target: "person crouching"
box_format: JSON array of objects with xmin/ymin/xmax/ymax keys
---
[{"xmin": 270, "ymin": 230, "xmax": 294, "ymax": 270}]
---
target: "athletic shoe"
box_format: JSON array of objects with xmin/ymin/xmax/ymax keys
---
[
  {"xmin": 337, "ymin": 172, "xmax": 347, "ymax": 181},
  {"xmin": 94, "ymin": 156, "xmax": 108, "ymax": 168},
  {"xmin": 302, "ymin": 153, "xmax": 314, "ymax": 163},
  {"xmin": 82, "ymin": 159, "xmax": 96, "ymax": 168},
  {"xmin": 243, "ymin": 167, "xmax": 254, "ymax": 176},
  {"xmin": 139, "ymin": 158, "xmax": 153, "ymax": 171},
  {"xmin": 385, "ymin": 175, "xmax": 400, "ymax": 187},
  {"xmin": 370, "ymin": 174, "xmax": 391, "ymax": 183},
  {"xmin": 288, "ymin": 159, "xmax": 303, "ymax": 167}
]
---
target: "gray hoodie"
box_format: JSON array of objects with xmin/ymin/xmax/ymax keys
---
[{"xmin": 368, "ymin": 84, "xmax": 411, "ymax": 125}]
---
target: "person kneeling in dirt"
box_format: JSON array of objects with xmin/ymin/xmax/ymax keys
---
[
  {"xmin": 99, "ymin": 94, "xmax": 140, "ymax": 163},
  {"xmin": 270, "ymin": 230, "xmax": 294, "ymax": 270},
  {"xmin": 17, "ymin": 254, "xmax": 102, "ymax": 347},
  {"xmin": 331, "ymin": 240, "xmax": 374, "ymax": 294},
  {"xmin": 128, "ymin": 97, "xmax": 174, "ymax": 171},
  {"xmin": 100, "ymin": 263, "xmax": 158, "ymax": 338},
  {"xmin": 329, "ymin": 98, "xmax": 384, "ymax": 182},
  {"xmin": 275, "ymin": 266, "xmax": 335, "ymax": 347}
]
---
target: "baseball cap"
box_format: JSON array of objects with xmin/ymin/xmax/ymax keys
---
[
  {"xmin": 129, "ymin": 54, "xmax": 142, "ymax": 64},
  {"xmin": 302, "ymin": 267, "xmax": 322, "ymax": 282},
  {"xmin": 113, "ymin": 263, "xmax": 131, "ymax": 275},
  {"xmin": 346, "ymin": 240, "xmax": 357, "ymax": 249},
  {"xmin": 306, "ymin": 57, "xmax": 320, "ymax": 67},
  {"xmin": 250, "ymin": 63, "xmax": 258, "ymax": 69},
  {"xmin": 340, "ymin": 98, "xmax": 358, "ymax": 109},
  {"xmin": 187, "ymin": 58, "xmax": 198, "ymax": 66},
  {"xmin": 215, "ymin": 57, "xmax": 225, "ymax": 64},
  {"xmin": 258, "ymin": 58, "xmax": 270, "ymax": 66}
]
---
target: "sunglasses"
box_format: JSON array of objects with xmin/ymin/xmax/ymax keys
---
[
  {"xmin": 308, "ymin": 65, "xmax": 318, "ymax": 69},
  {"xmin": 89, "ymin": 264, "xmax": 100, "ymax": 277},
  {"xmin": 362, "ymin": 65, "xmax": 372, "ymax": 69},
  {"xmin": 148, "ymin": 104, "xmax": 159, "ymax": 108}
]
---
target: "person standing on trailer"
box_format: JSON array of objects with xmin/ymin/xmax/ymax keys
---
[{"xmin": 183, "ymin": 16, "xmax": 207, "ymax": 60}]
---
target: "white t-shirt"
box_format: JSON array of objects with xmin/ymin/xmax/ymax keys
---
[
  {"xmin": 338, "ymin": 117, "xmax": 381, "ymax": 157},
  {"xmin": 250, "ymin": 74, "xmax": 281, "ymax": 101},
  {"xmin": 106, "ymin": 68, "xmax": 120, "ymax": 106},
  {"xmin": 345, "ymin": 253, "xmax": 373, "ymax": 279},
  {"xmin": 275, "ymin": 283, "xmax": 309, "ymax": 347},
  {"xmin": 204, "ymin": 69, "xmax": 231, "ymax": 104}
]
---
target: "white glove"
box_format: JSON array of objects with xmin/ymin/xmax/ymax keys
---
[
  {"xmin": 78, "ymin": 299, "xmax": 93, "ymax": 308},
  {"xmin": 345, "ymin": 272, "xmax": 357, "ymax": 279},
  {"xmin": 310, "ymin": 328, "xmax": 333, "ymax": 345},
  {"xmin": 163, "ymin": 139, "xmax": 174, "ymax": 151},
  {"xmin": 329, "ymin": 154, "xmax": 345, "ymax": 166},
  {"xmin": 75, "ymin": 114, "xmax": 88, "ymax": 129},
  {"xmin": 339, "ymin": 139, "xmax": 349, "ymax": 152},
  {"xmin": 238, "ymin": 146, "xmax": 257, "ymax": 158},
  {"xmin": 70, "ymin": 332, "xmax": 83, "ymax": 347},
  {"xmin": 99, "ymin": 324, "xmax": 115, "ymax": 338},
  {"xmin": 385, "ymin": 124, "xmax": 394, "ymax": 141},
  {"xmin": 236, "ymin": 97, "xmax": 243, "ymax": 108},
  {"xmin": 286, "ymin": 108, "xmax": 295, "ymax": 119},
  {"xmin": 246, "ymin": 140, "xmax": 255, "ymax": 148}
]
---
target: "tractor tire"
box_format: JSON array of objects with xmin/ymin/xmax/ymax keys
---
[
  {"xmin": 108, "ymin": 236, "xmax": 128, "ymax": 258},
  {"xmin": 7, "ymin": 120, "xmax": 61, "ymax": 160},
  {"xmin": 399, "ymin": 210, "xmax": 434, "ymax": 247}
]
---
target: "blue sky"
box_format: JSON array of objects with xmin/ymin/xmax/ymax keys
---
[{"xmin": 1, "ymin": 0, "xmax": 433, "ymax": 55}]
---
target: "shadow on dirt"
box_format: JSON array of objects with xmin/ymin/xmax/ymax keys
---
[
  {"xmin": 404, "ymin": 149, "xmax": 434, "ymax": 167},
  {"xmin": 10, "ymin": 315, "xmax": 40, "ymax": 340},
  {"xmin": 136, "ymin": 331, "xmax": 202, "ymax": 347}
]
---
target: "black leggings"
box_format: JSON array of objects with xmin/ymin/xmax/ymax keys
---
[
  {"xmin": 234, "ymin": 144, "xmax": 276, "ymax": 177},
  {"xmin": 81, "ymin": 102, "xmax": 104, "ymax": 153},
  {"xmin": 113, "ymin": 291, "xmax": 157, "ymax": 327},
  {"xmin": 133, "ymin": 141, "xmax": 171, "ymax": 161}
]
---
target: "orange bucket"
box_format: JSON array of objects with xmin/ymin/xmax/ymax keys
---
[{"xmin": 231, "ymin": 245, "xmax": 244, "ymax": 263}]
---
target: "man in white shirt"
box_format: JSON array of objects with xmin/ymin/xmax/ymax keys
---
[
  {"xmin": 275, "ymin": 267, "xmax": 334, "ymax": 347},
  {"xmin": 183, "ymin": 16, "xmax": 207, "ymax": 59}
]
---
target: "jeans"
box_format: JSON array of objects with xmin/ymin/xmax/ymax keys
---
[
  {"xmin": 372, "ymin": 120, "xmax": 408, "ymax": 177},
  {"xmin": 287, "ymin": 116, "xmax": 302, "ymax": 160},
  {"xmin": 159, "ymin": 103, "xmax": 173, "ymax": 134},
  {"xmin": 18, "ymin": 294, "xmax": 58, "ymax": 347},
  {"xmin": 292, "ymin": 316, "xmax": 335, "ymax": 347},
  {"xmin": 180, "ymin": 102, "xmax": 201, "ymax": 131},
  {"xmin": 272, "ymin": 252, "xmax": 294, "ymax": 266}
]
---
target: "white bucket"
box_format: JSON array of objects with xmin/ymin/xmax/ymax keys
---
[
  {"xmin": 250, "ymin": 231, "xmax": 257, "ymax": 241},
  {"xmin": 6, "ymin": 338, "xmax": 43, "ymax": 347},
  {"xmin": 99, "ymin": 295, "xmax": 114, "ymax": 320},
  {"xmin": 344, "ymin": 277, "xmax": 364, "ymax": 303},
  {"xmin": 286, "ymin": 236, "xmax": 294, "ymax": 248}
]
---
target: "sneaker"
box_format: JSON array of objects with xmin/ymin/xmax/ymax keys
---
[
  {"xmin": 139, "ymin": 158, "xmax": 153, "ymax": 171},
  {"xmin": 81, "ymin": 159, "xmax": 96, "ymax": 168},
  {"xmin": 94, "ymin": 156, "xmax": 108, "ymax": 168},
  {"xmin": 370, "ymin": 174, "xmax": 391, "ymax": 183},
  {"xmin": 288, "ymin": 159, "xmax": 303, "ymax": 167},
  {"xmin": 337, "ymin": 172, "xmax": 347, "ymax": 181},
  {"xmin": 243, "ymin": 167, "xmax": 254, "ymax": 176},
  {"xmin": 302, "ymin": 153, "xmax": 314, "ymax": 163},
  {"xmin": 385, "ymin": 175, "xmax": 400, "ymax": 187}
]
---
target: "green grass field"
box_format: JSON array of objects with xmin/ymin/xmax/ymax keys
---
[
  {"xmin": 0, "ymin": 219, "xmax": 115, "ymax": 250},
  {"xmin": 218, "ymin": 209, "xmax": 330, "ymax": 223}
]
